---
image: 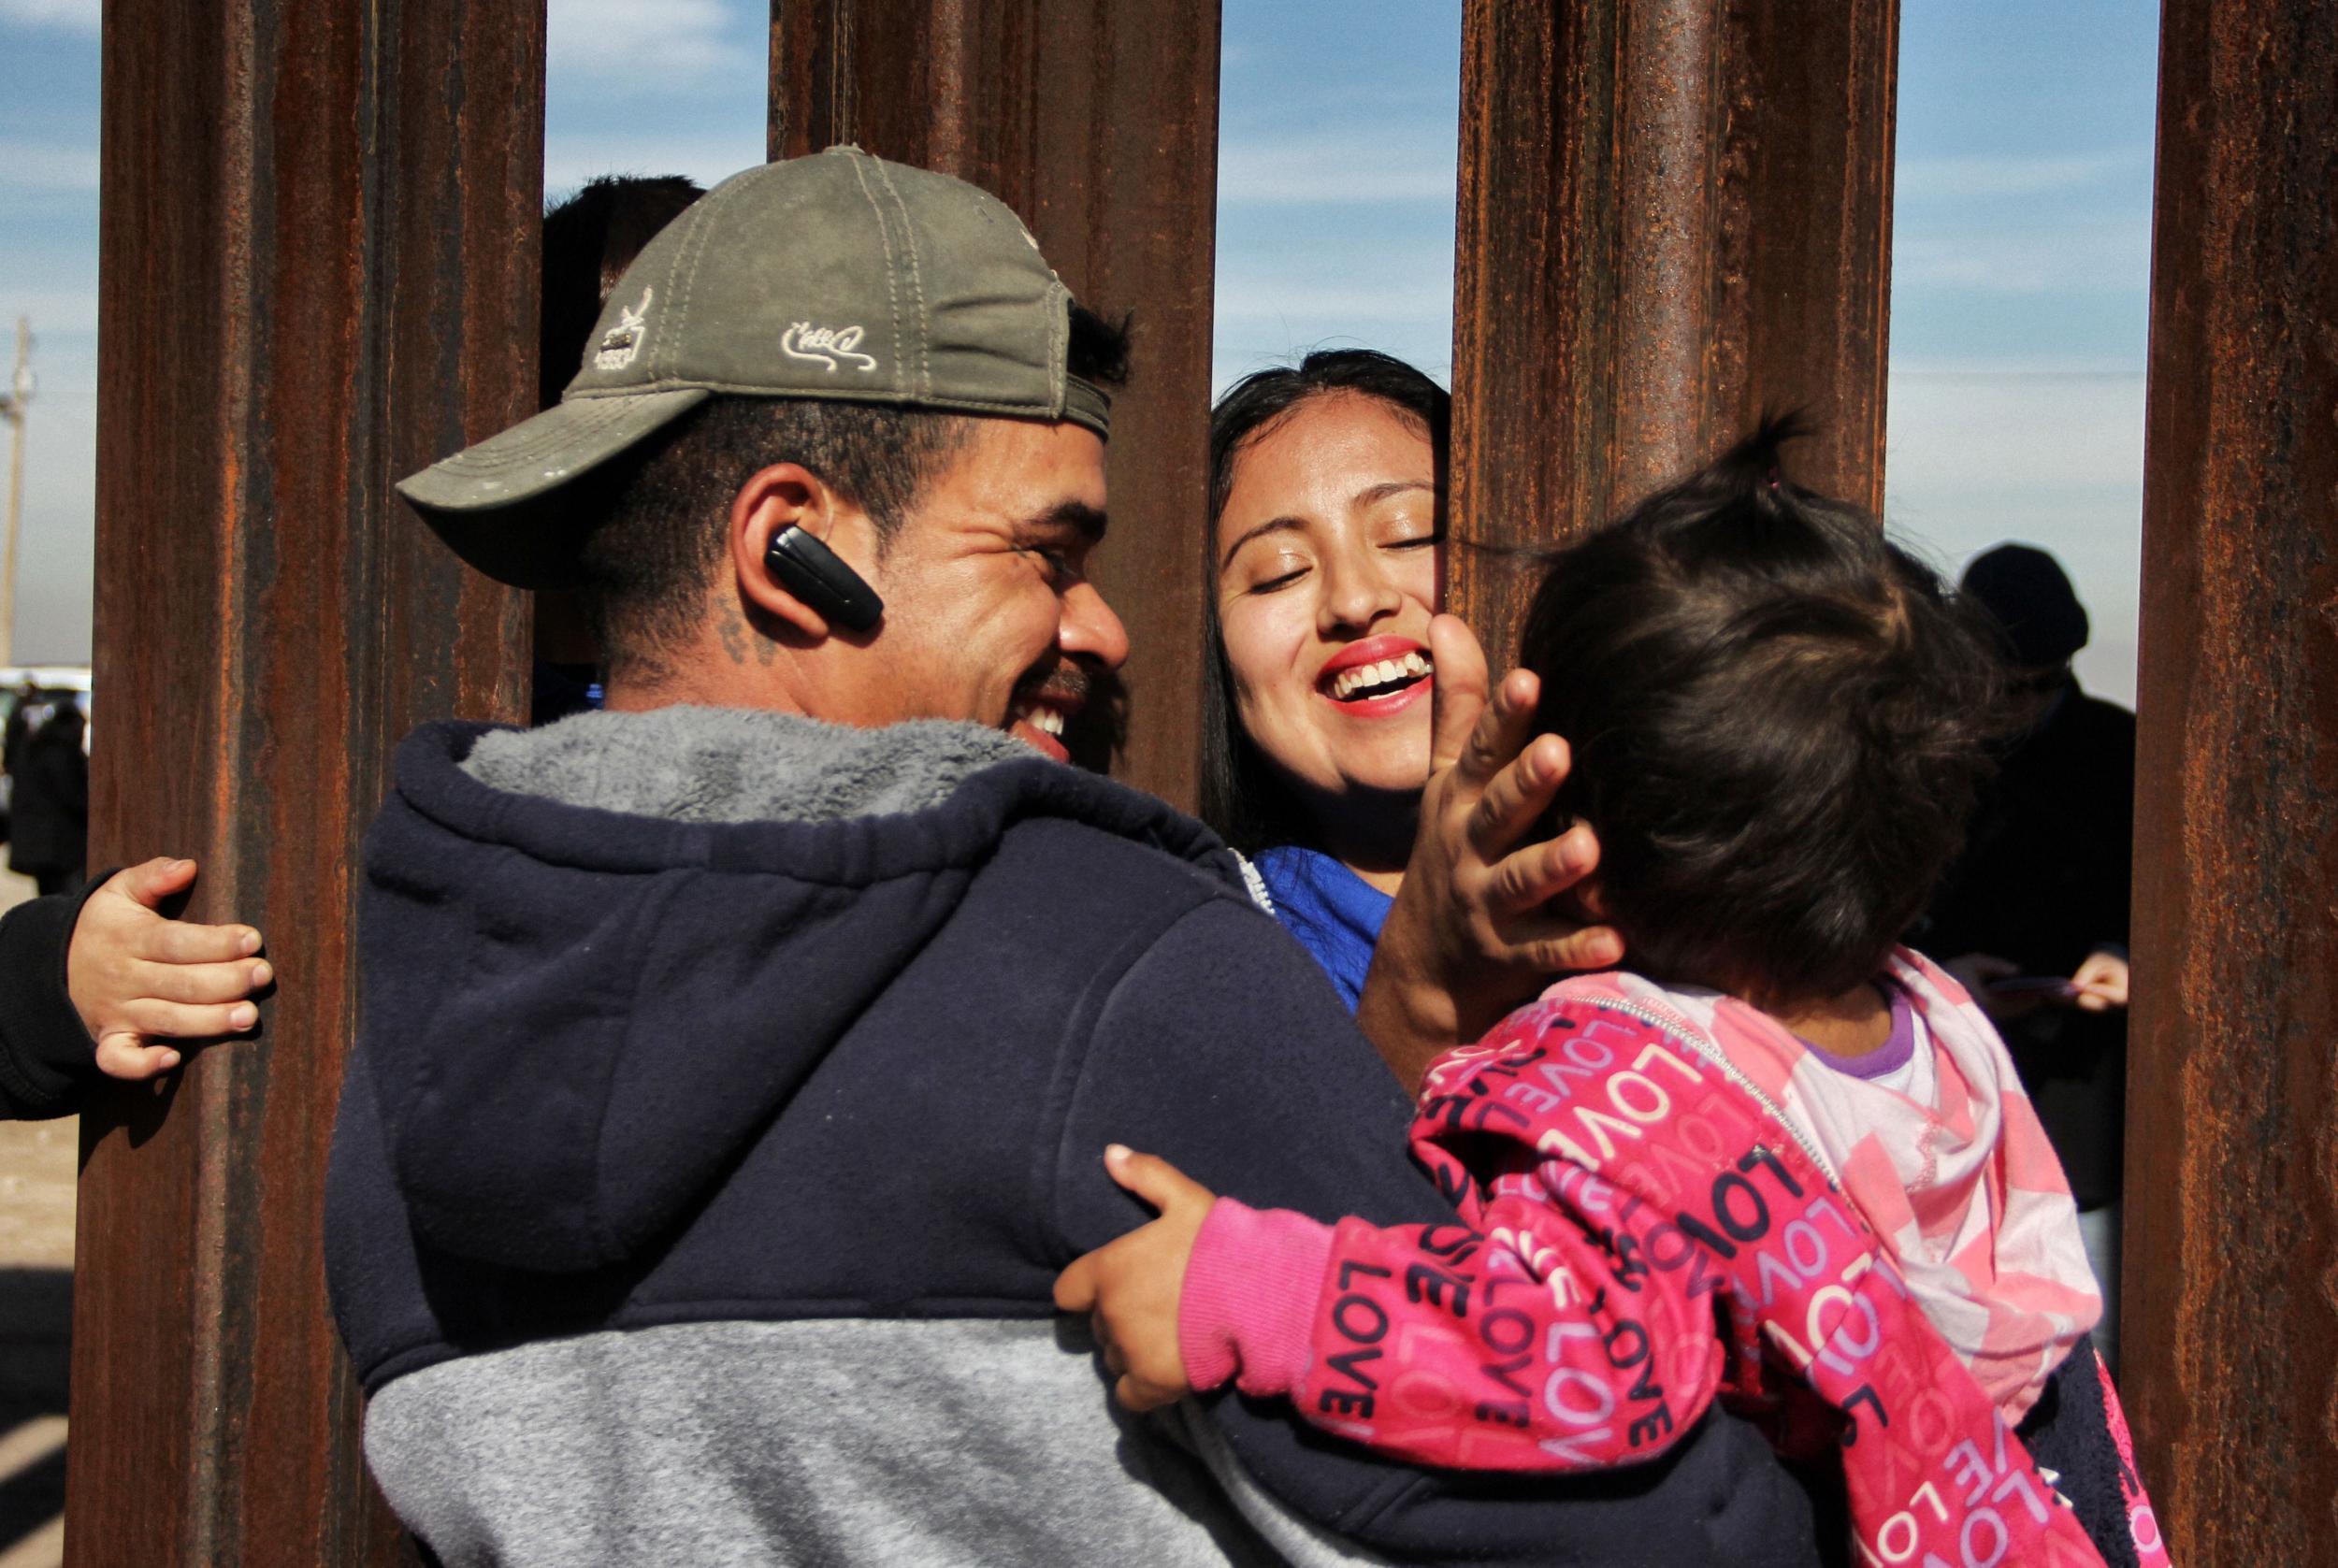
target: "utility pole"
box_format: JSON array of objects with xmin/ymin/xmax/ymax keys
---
[{"xmin": 0, "ymin": 315, "xmax": 32, "ymax": 669}]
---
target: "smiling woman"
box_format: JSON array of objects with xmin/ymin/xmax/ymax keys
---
[{"xmin": 1201, "ymin": 350, "xmax": 1449, "ymax": 1005}]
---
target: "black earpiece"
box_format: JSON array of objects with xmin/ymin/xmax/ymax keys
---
[{"xmin": 764, "ymin": 525, "xmax": 884, "ymax": 634}]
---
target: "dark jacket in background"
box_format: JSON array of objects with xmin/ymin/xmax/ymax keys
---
[
  {"xmin": 1922, "ymin": 680, "xmax": 2135, "ymax": 1210},
  {"xmin": 3, "ymin": 693, "xmax": 40, "ymax": 781},
  {"xmin": 9, "ymin": 710, "xmax": 89, "ymax": 889}
]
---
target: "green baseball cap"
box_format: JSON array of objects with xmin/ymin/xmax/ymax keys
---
[{"xmin": 398, "ymin": 146, "xmax": 1112, "ymax": 589}]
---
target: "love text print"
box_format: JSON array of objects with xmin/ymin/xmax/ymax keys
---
[{"xmin": 1287, "ymin": 1001, "xmax": 2107, "ymax": 1566}]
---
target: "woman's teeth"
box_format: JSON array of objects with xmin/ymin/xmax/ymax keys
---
[{"xmin": 1330, "ymin": 652, "xmax": 1432, "ymax": 701}]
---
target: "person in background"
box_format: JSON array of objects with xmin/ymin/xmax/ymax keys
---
[
  {"xmin": 3, "ymin": 677, "xmax": 40, "ymax": 781},
  {"xmin": 531, "ymin": 174, "xmax": 706, "ymax": 726},
  {"xmin": 0, "ymin": 856, "xmax": 270, "ymax": 1118},
  {"xmin": 1923, "ymin": 541, "xmax": 2135, "ymax": 1373},
  {"xmin": 9, "ymin": 698, "xmax": 87, "ymax": 898}
]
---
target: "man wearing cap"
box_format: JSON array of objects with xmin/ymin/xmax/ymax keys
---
[
  {"xmin": 1924, "ymin": 542, "xmax": 2136, "ymax": 1372},
  {"xmin": 325, "ymin": 150, "xmax": 1824, "ymax": 1567}
]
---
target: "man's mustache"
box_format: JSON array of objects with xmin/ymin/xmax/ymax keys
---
[
  {"xmin": 1019, "ymin": 659, "xmax": 1104, "ymax": 707},
  {"xmin": 1020, "ymin": 659, "xmax": 1127, "ymax": 773}
]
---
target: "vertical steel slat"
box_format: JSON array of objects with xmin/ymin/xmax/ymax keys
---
[
  {"xmin": 2124, "ymin": 1, "xmax": 2338, "ymax": 1558},
  {"xmin": 66, "ymin": 0, "xmax": 539, "ymax": 1561},
  {"xmin": 1449, "ymin": 0, "xmax": 1897, "ymax": 662},
  {"xmin": 770, "ymin": 0, "xmax": 1222, "ymax": 812}
]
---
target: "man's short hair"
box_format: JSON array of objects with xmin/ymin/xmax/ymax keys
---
[{"xmin": 577, "ymin": 305, "xmax": 1132, "ymax": 666}]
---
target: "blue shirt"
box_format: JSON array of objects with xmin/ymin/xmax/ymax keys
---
[{"xmin": 1249, "ymin": 845, "xmax": 1393, "ymax": 1012}]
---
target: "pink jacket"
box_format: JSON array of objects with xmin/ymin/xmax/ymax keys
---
[
  {"xmin": 1564, "ymin": 955, "xmax": 2103, "ymax": 1421},
  {"xmin": 1178, "ymin": 989, "xmax": 2117, "ymax": 1567}
]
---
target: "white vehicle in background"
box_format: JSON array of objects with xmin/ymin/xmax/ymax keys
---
[{"xmin": 0, "ymin": 666, "xmax": 92, "ymax": 735}]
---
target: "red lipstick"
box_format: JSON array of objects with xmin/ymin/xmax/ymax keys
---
[{"xmin": 1315, "ymin": 635, "xmax": 1433, "ymax": 718}]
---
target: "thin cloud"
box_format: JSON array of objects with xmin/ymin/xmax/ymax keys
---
[
  {"xmin": 546, "ymin": 0, "xmax": 758, "ymax": 94},
  {"xmin": 1885, "ymin": 367, "xmax": 2144, "ymax": 494},
  {"xmin": 1883, "ymin": 367, "xmax": 2146, "ymax": 707},
  {"xmin": 0, "ymin": 0, "xmax": 98, "ymax": 32},
  {"xmin": 0, "ymin": 288, "xmax": 99, "ymax": 335},
  {"xmin": 0, "ymin": 140, "xmax": 99, "ymax": 193},
  {"xmin": 1218, "ymin": 132, "xmax": 1455, "ymax": 206},
  {"xmin": 1213, "ymin": 277, "xmax": 1456, "ymax": 325},
  {"xmin": 1896, "ymin": 151, "xmax": 2145, "ymax": 200},
  {"xmin": 544, "ymin": 134, "xmax": 765, "ymax": 196},
  {"xmin": 1892, "ymin": 218, "xmax": 2150, "ymax": 295}
]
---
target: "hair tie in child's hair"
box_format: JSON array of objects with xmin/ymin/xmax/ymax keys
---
[{"xmin": 1766, "ymin": 468, "xmax": 1782, "ymax": 492}]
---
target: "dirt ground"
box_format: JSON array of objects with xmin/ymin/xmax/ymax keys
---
[
  {"xmin": 0, "ymin": 1115, "xmax": 72, "ymax": 1273},
  {"xmin": 0, "ymin": 866, "xmax": 74, "ymax": 1568}
]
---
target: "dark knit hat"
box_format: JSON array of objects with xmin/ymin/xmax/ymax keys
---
[{"xmin": 1959, "ymin": 543, "xmax": 2089, "ymax": 668}]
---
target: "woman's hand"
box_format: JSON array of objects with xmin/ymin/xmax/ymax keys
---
[
  {"xmin": 1942, "ymin": 952, "xmax": 2037, "ymax": 1020},
  {"xmin": 2071, "ymin": 950, "xmax": 2129, "ymax": 1012},
  {"xmin": 1053, "ymin": 1146, "xmax": 1218, "ymax": 1413},
  {"xmin": 1357, "ymin": 615, "xmax": 1622, "ymax": 1092},
  {"xmin": 66, "ymin": 857, "xmax": 268, "ymax": 1080}
]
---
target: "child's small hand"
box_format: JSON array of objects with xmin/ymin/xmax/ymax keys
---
[
  {"xmin": 1053, "ymin": 1145, "xmax": 1217, "ymax": 1413},
  {"xmin": 66, "ymin": 858, "xmax": 268, "ymax": 1081}
]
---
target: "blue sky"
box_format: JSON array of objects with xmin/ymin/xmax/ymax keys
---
[{"xmin": 0, "ymin": 0, "xmax": 2158, "ymax": 700}]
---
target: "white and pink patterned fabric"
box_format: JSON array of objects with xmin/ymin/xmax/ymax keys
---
[
  {"xmin": 1561, "ymin": 947, "xmax": 2101, "ymax": 1420},
  {"xmin": 1179, "ymin": 992, "xmax": 2115, "ymax": 1567}
]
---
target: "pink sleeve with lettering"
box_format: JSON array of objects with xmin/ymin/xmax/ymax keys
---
[
  {"xmin": 1173, "ymin": 1079, "xmax": 1731, "ymax": 1472},
  {"xmin": 1183, "ymin": 993, "xmax": 2113, "ymax": 1567}
]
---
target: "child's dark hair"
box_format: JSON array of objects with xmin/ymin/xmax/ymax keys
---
[{"xmin": 1520, "ymin": 417, "xmax": 2007, "ymax": 1004}]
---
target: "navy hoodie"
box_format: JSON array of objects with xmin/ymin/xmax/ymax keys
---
[{"xmin": 325, "ymin": 709, "xmax": 1826, "ymax": 1567}]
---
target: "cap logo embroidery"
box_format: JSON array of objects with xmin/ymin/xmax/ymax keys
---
[
  {"xmin": 782, "ymin": 322, "xmax": 879, "ymax": 374},
  {"xmin": 593, "ymin": 287, "xmax": 654, "ymax": 370}
]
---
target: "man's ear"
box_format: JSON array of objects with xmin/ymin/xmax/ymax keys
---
[{"xmin": 728, "ymin": 463, "xmax": 877, "ymax": 640}]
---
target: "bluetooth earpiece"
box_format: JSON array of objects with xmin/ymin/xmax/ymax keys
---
[{"xmin": 764, "ymin": 524, "xmax": 884, "ymax": 634}]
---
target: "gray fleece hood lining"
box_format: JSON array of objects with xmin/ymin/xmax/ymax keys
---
[
  {"xmin": 461, "ymin": 707, "xmax": 1040, "ymax": 826},
  {"xmin": 356, "ymin": 711, "xmax": 1262, "ymax": 1280}
]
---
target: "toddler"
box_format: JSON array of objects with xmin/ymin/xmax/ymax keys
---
[{"xmin": 1057, "ymin": 424, "xmax": 2165, "ymax": 1568}]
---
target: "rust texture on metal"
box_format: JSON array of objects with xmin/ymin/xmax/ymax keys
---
[
  {"xmin": 66, "ymin": 0, "xmax": 539, "ymax": 1562},
  {"xmin": 770, "ymin": 0, "xmax": 1221, "ymax": 812},
  {"xmin": 1449, "ymin": 0, "xmax": 1897, "ymax": 660},
  {"xmin": 2124, "ymin": 0, "xmax": 2338, "ymax": 1559}
]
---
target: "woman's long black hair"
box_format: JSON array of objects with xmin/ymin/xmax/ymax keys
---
[{"xmin": 1199, "ymin": 350, "xmax": 1450, "ymax": 854}]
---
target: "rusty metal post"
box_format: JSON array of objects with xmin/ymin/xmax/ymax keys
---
[
  {"xmin": 770, "ymin": 0, "xmax": 1220, "ymax": 812},
  {"xmin": 2122, "ymin": 1, "xmax": 2338, "ymax": 1559},
  {"xmin": 1449, "ymin": 0, "xmax": 1897, "ymax": 656},
  {"xmin": 65, "ymin": 0, "xmax": 539, "ymax": 1561}
]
